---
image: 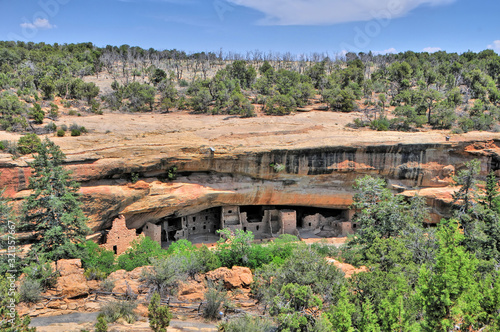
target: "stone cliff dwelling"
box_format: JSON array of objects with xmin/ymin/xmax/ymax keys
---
[{"xmin": 101, "ymin": 205, "xmax": 357, "ymax": 250}]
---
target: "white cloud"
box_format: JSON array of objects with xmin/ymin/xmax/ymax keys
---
[
  {"xmin": 374, "ymin": 47, "xmax": 397, "ymax": 55},
  {"xmin": 226, "ymin": 0, "xmax": 456, "ymax": 25},
  {"xmin": 20, "ymin": 18, "xmax": 56, "ymax": 30},
  {"xmin": 422, "ymin": 47, "xmax": 442, "ymax": 53},
  {"xmin": 487, "ymin": 40, "xmax": 500, "ymax": 53}
]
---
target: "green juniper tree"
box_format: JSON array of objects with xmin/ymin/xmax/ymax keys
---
[
  {"xmin": 416, "ymin": 219, "xmax": 480, "ymax": 331},
  {"xmin": 452, "ymin": 159, "xmax": 481, "ymax": 234},
  {"xmin": 21, "ymin": 138, "xmax": 89, "ymax": 261},
  {"xmin": 148, "ymin": 292, "xmax": 172, "ymax": 332},
  {"xmin": 326, "ymin": 285, "xmax": 355, "ymax": 332},
  {"xmin": 483, "ymin": 170, "xmax": 499, "ymax": 210},
  {"xmin": 359, "ymin": 298, "xmax": 381, "ymax": 332}
]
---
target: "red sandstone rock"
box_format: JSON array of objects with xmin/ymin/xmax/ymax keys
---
[
  {"xmin": 177, "ymin": 280, "xmax": 205, "ymax": 302},
  {"xmin": 56, "ymin": 259, "xmax": 84, "ymax": 276},
  {"xmin": 56, "ymin": 274, "xmax": 89, "ymax": 299},
  {"xmin": 326, "ymin": 258, "xmax": 368, "ymax": 278},
  {"xmin": 52, "ymin": 259, "xmax": 90, "ymax": 299},
  {"xmin": 112, "ymin": 279, "xmax": 141, "ymax": 295},
  {"xmin": 205, "ymin": 266, "xmax": 253, "ymax": 289},
  {"xmin": 106, "ymin": 266, "xmax": 151, "ymax": 295},
  {"xmin": 107, "ymin": 269, "xmax": 127, "ymax": 280},
  {"xmin": 128, "ymin": 180, "xmax": 151, "ymax": 190},
  {"xmin": 134, "ymin": 303, "xmax": 149, "ymax": 318}
]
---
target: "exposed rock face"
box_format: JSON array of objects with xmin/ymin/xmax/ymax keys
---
[
  {"xmin": 205, "ymin": 266, "xmax": 253, "ymax": 289},
  {"xmin": 54, "ymin": 259, "xmax": 90, "ymax": 299},
  {"xmin": 326, "ymin": 258, "xmax": 368, "ymax": 278},
  {"xmin": 177, "ymin": 281, "xmax": 206, "ymax": 302},
  {"xmin": 2, "ymin": 137, "xmax": 500, "ymax": 231},
  {"xmin": 107, "ymin": 266, "xmax": 151, "ymax": 294},
  {"xmin": 178, "ymin": 266, "xmax": 254, "ymax": 302}
]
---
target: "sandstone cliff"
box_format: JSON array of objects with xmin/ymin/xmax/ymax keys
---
[{"xmin": 1, "ymin": 112, "xmax": 500, "ymax": 231}]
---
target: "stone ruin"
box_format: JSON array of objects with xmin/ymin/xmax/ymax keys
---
[{"xmin": 101, "ymin": 205, "xmax": 356, "ymax": 251}]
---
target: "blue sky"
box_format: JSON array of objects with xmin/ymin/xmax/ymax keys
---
[{"xmin": 1, "ymin": 0, "xmax": 499, "ymax": 56}]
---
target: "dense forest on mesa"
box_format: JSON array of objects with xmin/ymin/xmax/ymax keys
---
[{"xmin": 1, "ymin": 41, "xmax": 500, "ymax": 139}]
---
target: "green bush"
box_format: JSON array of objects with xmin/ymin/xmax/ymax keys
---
[
  {"xmin": 19, "ymin": 279, "xmax": 42, "ymax": 303},
  {"xmin": 95, "ymin": 314, "xmax": 108, "ymax": 332},
  {"xmin": 253, "ymin": 248, "xmax": 345, "ymax": 306},
  {"xmin": 270, "ymin": 162, "xmax": 286, "ymax": 173},
  {"xmin": 30, "ymin": 103, "xmax": 44, "ymax": 124},
  {"xmin": 100, "ymin": 300, "xmax": 138, "ymax": 324},
  {"xmin": 215, "ymin": 229, "xmax": 254, "ymax": 267},
  {"xmin": 70, "ymin": 123, "xmax": 87, "ymax": 132},
  {"xmin": 148, "ymin": 292, "xmax": 172, "ymax": 332},
  {"xmin": 218, "ymin": 315, "xmax": 275, "ymax": 332},
  {"xmin": 84, "ymin": 267, "xmax": 107, "ymax": 281},
  {"xmin": 21, "ymin": 259, "xmax": 59, "ymax": 290},
  {"xmin": 0, "ymin": 140, "xmax": 18, "ymax": 156},
  {"xmin": 311, "ymin": 241, "xmax": 341, "ymax": 257},
  {"xmin": 17, "ymin": 133, "xmax": 41, "ymax": 155},
  {"xmin": 1, "ymin": 274, "xmax": 36, "ymax": 331},
  {"xmin": 270, "ymin": 283, "xmax": 323, "ymax": 331},
  {"xmin": 57, "ymin": 129, "xmax": 65, "ymax": 137},
  {"xmin": 141, "ymin": 255, "xmax": 189, "ymax": 296},
  {"xmin": 44, "ymin": 122, "xmax": 57, "ymax": 132},
  {"xmin": 324, "ymin": 88, "xmax": 358, "ymax": 112},
  {"xmin": 264, "ymin": 94, "xmax": 296, "ymax": 115},
  {"xmin": 370, "ymin": 117, "xmax": 390, "ymax": 131},
  {"xmin": 118, "ymin": 236, "xmax": 166, "ymax": 271},
  {"xmin": 167, "ymin": 242, "xmax": 221, "ymax": 278},
  {"xmin": 0, "ymin": 91, "xmax": 28, "ymax": 131},
  {"xmin": 189, "ymin": 87, "xmax": 211, "ymax": 113},
  {"xmin": 101, "ymin": 278, "xmax": 116, "ymax": 292},
  {"xmin": 79, "ymin": 240, "xmax": 116, "ymax": 275},
  {"xmin": 203, "ymin": 282, "xmax": 229, "ymax": 320},
  {"xmin": 49, "ymin": 103, "xmax": 59, "ymax": 119},
  {"xmin": 71, "ymin": 129, "xmax": 81, "ymax": 136}
]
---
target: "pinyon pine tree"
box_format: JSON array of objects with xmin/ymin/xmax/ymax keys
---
[{"xmin": 21, "ymin": 138, "xmax": 89, "ymax": 260}]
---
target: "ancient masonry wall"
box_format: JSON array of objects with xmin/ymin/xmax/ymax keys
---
[
  {"xmin": 239, "ymin": 211, "xmax": 270, "ymax": 234},
  {"xmin": 279, "ymin": 210, "xmax": 297, "ymax": 235},
  {"xmin": 142, "ymin": 222, "xmax": 161, "ymax": 244},
  {"xmin": 101, "ymin": 215, "xmax": 140, "ymax": 255},
  {"xmin": 185, "ymin": 208, "xmax": 220, "ymax": 236},
  {"xmin": 222, "ymin": 206, "xmax": 240, "ymax": 226},
  {"xmin": 340, "ymin": 222, "xmax": 354, "ymax": 236}
]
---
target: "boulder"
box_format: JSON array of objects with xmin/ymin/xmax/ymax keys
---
[
  {"xmin": 205, "ymin": 266, "xmax": 253, "ymax": 289},
  {"xmin": 232, "ymin": 266, "xmax": 253, "ymax": 287},
  {"xmin": 128, "ymin": 180, "xmax": 150, "ymax": 190},
  {"xmin": 128, "ymin": 265, "xmax": 152, "ymax": 280},
  {"xmin": 84, "ymin": 302, "xmax": 101, "ymax": 311},
  {"xmin": 326, "ymin": 258, "xmax": 368, "ymax": 278},
  {"xmin": 177, "ymin": 281, "xmax": 205, "ymax": 302},
  {"xmin": 112, "ymin": 279, "xmax": 141, "ymax": 295},
  {"xmin": 56, "ymin": 259, "xmax": 84, "ymax": 276},
  {"xmin": 54, "ymin": 259, "xmax": 90, "ymax": 299},
  {"xmin": 56, "ymin": 273, "xmax": 89, "ymax": 299},
  {"xmin": 107, "ymin": 269, "xmax": 127, "ymax": 281},
  {"xmin": 107, "ymin": 266, "xmax": 151, "ymax": 295}
]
